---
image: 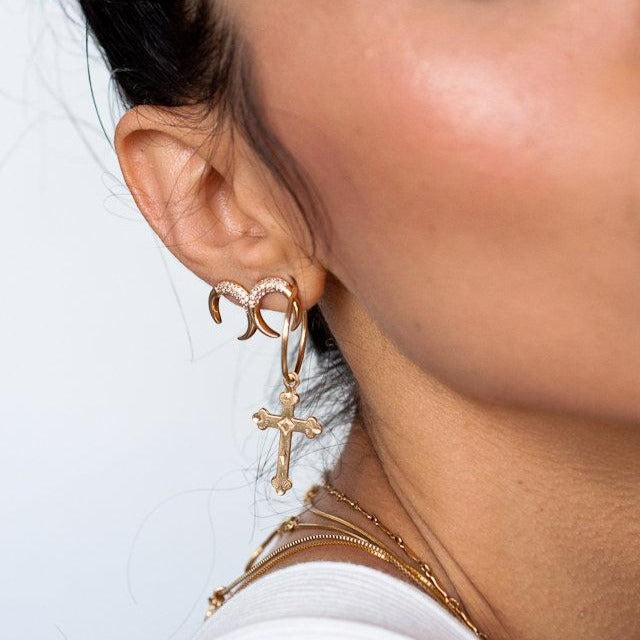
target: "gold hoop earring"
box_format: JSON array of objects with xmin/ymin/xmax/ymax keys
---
[{"xmin": 209, "ymin": 276, "xmax": 323, "ymax": 495}]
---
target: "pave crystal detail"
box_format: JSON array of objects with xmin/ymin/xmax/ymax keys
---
[
  {"xmin": 211, "ymin": 277, "xmax": 299, "ymax": 340},
  {"xmin": 214, "ymin": 281, "xmax": 250, "ymax": 308},
  {"xmin": 248, "ymin": 277, "xmax": 295, "ymax": 308},
  {"xmin": 214, "ymin": 277, "xmax": 294, "ymax": 310}
]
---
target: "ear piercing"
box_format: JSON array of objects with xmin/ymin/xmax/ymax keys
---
[
  {"xmin": 209, "ymin": 275, "xmax": 322, "ymax": 495},
  {"xmin": 209, "ymin": 276, "xmax": 301, "ymax": 340}
]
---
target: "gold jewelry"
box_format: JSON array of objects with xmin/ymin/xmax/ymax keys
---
[
  {"xmin": 252, "ymin": 279, "xmax": 322, "ymax": 495},
  {"xmin": 208, "ymin": 279, "xmax": 487, "ymax": 635},
  {"xmin": 204, "ymin": 482, "xmax": 489, "ymax": 640},
  {"xmin": 209, "ymin": 276, "xmax": 301, "ymax": 341},
  {"xmin": 209, "ymin": 275, "xmax": 322, "ymax": 496},
  {"xmin": 317, "ymin": 480, "xmax": 489, "ymax": 640}
]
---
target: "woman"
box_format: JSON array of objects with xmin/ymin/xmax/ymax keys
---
[{"xmin": 79, "ymin": 2, "xmax": 640, "ymax": 639}]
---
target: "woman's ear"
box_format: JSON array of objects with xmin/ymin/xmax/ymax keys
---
[{"xmin": 113, "ymin": 104, "xmax": 326, "ymax": 312}]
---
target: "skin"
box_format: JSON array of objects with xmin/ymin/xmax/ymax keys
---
[{"xmin": 114, "ymin": 1, "xmax": 640, "ymax": 639}]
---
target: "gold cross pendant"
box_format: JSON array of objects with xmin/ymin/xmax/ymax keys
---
[{"xmin": 252, "ymin": 385, "xmax": 322, "ymax": 495}]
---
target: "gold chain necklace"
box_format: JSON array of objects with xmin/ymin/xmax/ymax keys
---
[
  {"xmin": 318, "ymin": 481, "xmax": 489, "ymax": 639},
  {"xmin": 204, "ymin": 482, "xmax": 489, "ymax": 640}
]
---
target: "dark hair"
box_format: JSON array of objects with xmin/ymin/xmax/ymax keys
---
[{"xmin": 79, "ymin": 0, "xmax": 358, "ymax": 474}]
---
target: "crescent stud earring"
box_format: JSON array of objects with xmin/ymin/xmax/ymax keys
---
[
  {"xmin": 209, "ymin": 277, "xmax": 302, "ymax": 341},
  {"xmin": 209, "ymin": 276, "xmax": 322, "ymax": 495}
]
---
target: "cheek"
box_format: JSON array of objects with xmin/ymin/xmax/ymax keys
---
[
  {"xmin": 249, "ymin": 4, "xmax": 640, "ymax": 423},
  {"xmin": 301, "ymin": 52, "xmax": 640, "ymax": 423}
]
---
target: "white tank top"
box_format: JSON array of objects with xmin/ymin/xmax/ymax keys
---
[{"xmin": 191, "ymin": 560, "xmax": 479, "ymax": 640}]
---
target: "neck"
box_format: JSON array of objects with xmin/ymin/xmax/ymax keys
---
[{"xmin": 320, "ymin": 279, "xmax": 640, "ymax": 640}]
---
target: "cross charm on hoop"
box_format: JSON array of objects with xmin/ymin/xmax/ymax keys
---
[{"xmin": 252, "ymin": 384, "xmax": 322, "ymax": 496}]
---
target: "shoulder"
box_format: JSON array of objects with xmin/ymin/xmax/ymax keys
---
[{"xmin": 191, "ymin": 560, "xmax": 478, "ymax": 640}]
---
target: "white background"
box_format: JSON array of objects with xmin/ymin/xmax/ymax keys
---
[{"xmin": 0, "ymin": 3, "xmax": 340, "ymax": 639}]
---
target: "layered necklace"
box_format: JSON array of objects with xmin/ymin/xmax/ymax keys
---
[{"xmin": 205, "ymin": 480, "xmax": 489, "ymax": 640}]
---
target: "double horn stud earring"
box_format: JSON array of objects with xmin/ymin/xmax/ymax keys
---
[{"xmin": 209, "ymin": 276, "xmax": 323, "ymax": 496}]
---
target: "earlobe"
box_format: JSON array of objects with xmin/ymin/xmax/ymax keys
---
[{"xmin": 113, "ymin": 105, "xmax": 327, "ymax": 313}]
